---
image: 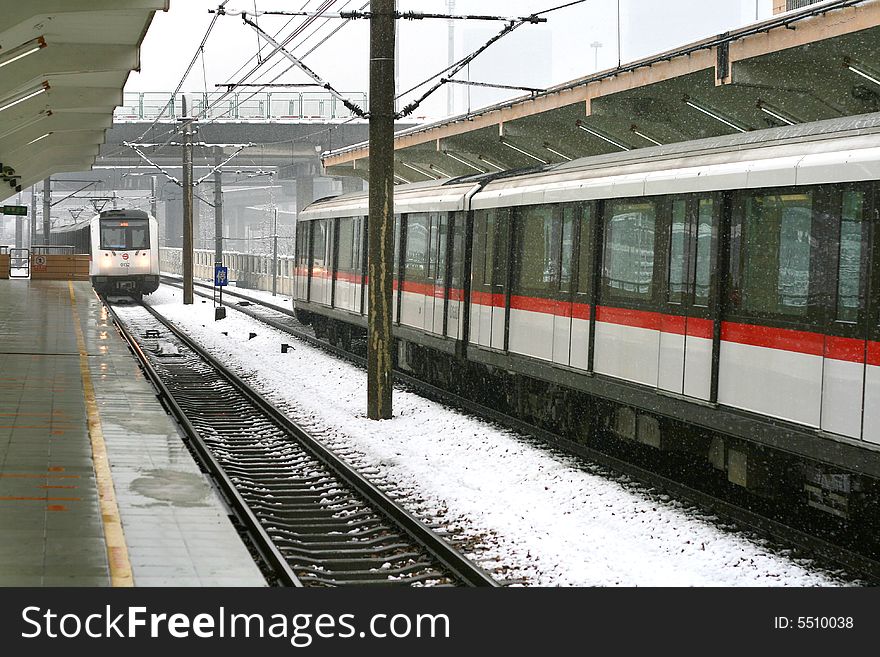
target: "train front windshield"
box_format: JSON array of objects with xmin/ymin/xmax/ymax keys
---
[{"xmin": 100, "ymin": 218, "xmax": 149, "ymax": 250}]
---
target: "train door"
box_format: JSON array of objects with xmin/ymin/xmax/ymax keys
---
[
  {"xmin": 823, "ymin": 185, "xmax": 875, "ymax": 441},
  {"xmin": 429, "ymin": 212, "xmax": 448, "ymax": 335},
  {"xmin": 469, "ymin": 208, "xmax": 509, "ymax": 350},
  {"xmin": 446, "ymin": 212, "xmax": 467, "ymax": 340},
  {"xmin": 658, "ymin": 195, "xmax": 717, "ymax": 399},
  {"xmin": 400, "ymin": 213, "xmax": 429, "ymax": 330},
  {"xmin": 570, "ymin": 204, "xmax": 594, "ymax": 370}
]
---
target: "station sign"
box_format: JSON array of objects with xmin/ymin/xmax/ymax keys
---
[
  {"xmin": 214, "ymin": 265, "xmax": 228, "ymax": 287},
  {"xmin": 2, "ymin": 205, "xmax": 27, "ymax": 216}
]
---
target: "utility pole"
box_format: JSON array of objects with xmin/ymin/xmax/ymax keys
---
[
  {"xmin": 42, "ymin": 178, "xmax": 50, "ymax": 245},
  {"xmin": 181, "ymin": 95, "xmax": 194, "ymax": 305},
  {"xmin": 367, "ymin": 0, "xmax": 395, "ymax": 420},
  {"xmin": 213, "ymin": 146, "xmax": 223, "ymax": 266},
  {"xmin": 590, "ymin": 41, "xmax": 602, "ymax": 71}
]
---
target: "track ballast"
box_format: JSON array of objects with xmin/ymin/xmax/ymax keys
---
[{"xmin": 107, "ymin": 297, "xmax": 497, "ymax": 587}]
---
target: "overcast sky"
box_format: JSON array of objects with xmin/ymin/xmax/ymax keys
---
[{"xmin": 125, "ymin": 0, "xmax": 775, "ymax": 120}]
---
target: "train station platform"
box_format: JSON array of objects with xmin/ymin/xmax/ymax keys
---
[{"xmin": 0, "ymin": 280, "xmax": 266, "ymax": 586}]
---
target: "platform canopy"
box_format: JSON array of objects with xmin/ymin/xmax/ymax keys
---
[
  {"xmin": 0, "ymin": 0, "xmax": 167, "ymax": 193},
  {"xmin": 324, "ymin": 0, "xmax": 880, "ymax": 182}
]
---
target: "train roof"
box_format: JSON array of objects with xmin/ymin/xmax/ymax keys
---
[
  {"xmin": 300, "ymin": 111, "xmax": 880, "ymax": 219},
  {"xmin": 50, "ymin": 208, "xmax": 154, "ymax": 234}
]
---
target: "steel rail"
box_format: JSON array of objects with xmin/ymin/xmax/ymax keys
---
[
  {"xmin": 104, "ymin": 297, "xmax": 301, "ymax": 587},
  {"xmin": 111, "ymin": 292, "xmax": 498, "ymax": 587}
]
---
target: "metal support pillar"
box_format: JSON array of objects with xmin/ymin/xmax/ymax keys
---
[
  {"xmin": 182, "ymin": 96, "xmax": 194, "ymax": 305},
  {"xmin": 295, "ymin": 176, "xmax": 314, "ymax": 220},
  {"xmin": 150, "ymin": 176, "xmax": 158, "ymax": 218},
  {"xmin": 367, "ymin": 0, "xmax": 395, "ymax": 420},
  {"xmin": 272, "ymin": 208, "xmax": 278, "ymax": 297},
  {"xmin": 214, "ymin": 146, "xmax": 224, "ymax": 265},
  {"xmin": 14, "ymin": 191, "xmax": 23, "ymax": 248},
  {"xmin": 29, "ymin": 186, "xmax": 37, "ymax": 247},
  {"xmin": 42, "ymin": 178, "xmax": 50, "ymax": 244}
]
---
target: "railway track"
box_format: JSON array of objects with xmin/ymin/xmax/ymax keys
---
[
  {"xmin": 158, "ymin": 275, "xmax": 880, "ymax": 583},
  {"xmin": 106, "ymin": 296, "xmax": 498, "ymax": 588}
]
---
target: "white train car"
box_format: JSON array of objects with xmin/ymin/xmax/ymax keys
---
[
  {"xmin": 295, "ymin": 113, "xmax": 880, "ymax": 520},
  {"xmin": 89, "ymin": 209, "xmax": 160, "ymax": 295}
]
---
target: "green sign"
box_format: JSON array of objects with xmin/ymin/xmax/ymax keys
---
[{"xmin": 2, "ymin": 205, "xmax": 27, "ymax": 216}]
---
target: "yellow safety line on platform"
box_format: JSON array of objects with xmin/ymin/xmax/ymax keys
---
[{"xmin": 68, "ymin": 282, "xmax": 134, "ymax": 587}]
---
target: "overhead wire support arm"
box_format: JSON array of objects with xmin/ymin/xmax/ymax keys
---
[
  {"xmin": 195, "ymin": 144, "xmax": 251, "ymax": 185},
  {"xmin": 396, "ymin": 19, "xmax": 526, "ymax": 118},
  {"xmin": 239, "ymin": 13, "xmax": 367, "ymax": 118},
  {"xmin": 442, "ymin": 78, "xmax": 546, "ymax": 96},
  {"xmin": 212, "ymin": 7, "xmax": 546, "ymax": 23},
  {"xmin": 123, "ymin": 142, "xmax": 182, "ymax": 187}
]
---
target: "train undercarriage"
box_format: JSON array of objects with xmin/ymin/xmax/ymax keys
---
[{"xmin": 303, "ymin": 311, "xmax": 880, "ymax": 530}]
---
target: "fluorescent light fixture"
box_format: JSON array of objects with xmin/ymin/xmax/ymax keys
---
[
  {"xmin": 444, "ymin": 151, "xmax": 486, "ymax": 173},
  {"xmin": 499, "ymin": 137, "xmax": 549, "ymax": 164},
  {"xmin": 400, "ymin": 161, "xmax": 437, "ymax": 180},
  {"xmin": 393, "ymin": 173, "xmax": 410, "ymax": 184},
  {"xmin": 25, "ymin": 132, "xmax": 52, "ymax": 146},
  {"xmin": 756, "ymin": 100, "xmax": 797, "ymax": 126},
  {"xmin": 683, "ymin": 96, "xmax": 747, "ymax": 133},
  {"xmin": 844, "ymin": 59, "xmax": 880, "ymax": 87},
  {"xmin": 630, "ymin": 125, "xmax": 663, "ymax": 146},
  {"xmin": 0, "ymin": 82, "xmax": 49, "ymax": 114},
  {"xmin": 575, "ymin": 121, "xmax": 630, "ymax": 151},
  {"xmin": 477, "ymin": 156, "xmax": 506, "ymax": 172},
  {"xmin": 0, "ymin": 109, "xmax": 50, "ymax": 141},
  {"xmin": 0, "ymin": 36, "xmax": 47, "ymax": 71},
  {"xmin": 543, "ymin": 143, "xmax": 572, "ymax": 161},
  {"xmin": 429, "ymin": 164, "xmax": 452, "ymax": 178}
]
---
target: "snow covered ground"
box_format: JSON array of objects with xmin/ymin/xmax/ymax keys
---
[{"xmin": 145, "ymin": 284, "xmax": 849, "ymax": 586}]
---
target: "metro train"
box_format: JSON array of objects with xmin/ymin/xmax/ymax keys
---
[
  {"xmin": 294, "ymin": 113, "xmax": 880, "ymax": 522},
  {"xmin": 47, "ymin": 208, "xmax": 160, "ymax": 296}
]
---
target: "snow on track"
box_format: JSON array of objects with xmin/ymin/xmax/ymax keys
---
[{"xmin": 145, "ymin": 285, "xmax": 847, "ymax": 586}]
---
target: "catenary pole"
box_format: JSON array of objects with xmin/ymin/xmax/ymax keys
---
[
  {"xmin": 367, "ymin": 0, "xmax": 395, "ymax": 420},
  {"xmin": 182, "ymin": 95, "xmax": 194, "ymax": 305},
  {"xmin": 214, "ymin": 146, "xmax": 224, "ymax": 266}
]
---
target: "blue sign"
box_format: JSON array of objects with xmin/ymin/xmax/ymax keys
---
[{"xmin": 214, "ymin": 265, "xmax": 228, "ymax": 287}]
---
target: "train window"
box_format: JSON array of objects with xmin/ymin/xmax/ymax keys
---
[
  {"xmin": 740, "ymin": 192, "xmax": 813, "ymax": 317},
  {"xmin": 667, "ymin": 200, "xmax": 688, "ymax": 304},
  {"xmin": 836, "ymin": 191, "xmax": 866, "ymax": 323},
  {"xmin": 517, "ymin": 204, "xmax": 561, "ymax": 294},
  {"xmin": 560, "ymin": 206, "xmax": 575, "ymax": 293},
  {"xmin": 472, "ymin": 209, "xmax": 509, "ymax": 289},
  {"xmin": 99, "ymin": 218, "xmax": 149, "ymax": 251},
  {"xmin": 604, "ymin": 199, "xmax": 657, "ymax": 302},
  {"xmin": 693, "ymin": 198, "xmax": 715, "ymax": 307},
  {"xmin": 405, "ymin": 213, "xmax": 430, "ymax": 282},
  {"xmin": 337, "ymin": 217, "xmax": 356, "ymax": 274},
  {"xmin": 576, "ymin": 204, "xmax": 593, "ymax": 296}
]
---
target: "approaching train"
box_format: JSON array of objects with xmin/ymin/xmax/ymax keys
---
[
  {"xmin": 294, "ymin": 113, "xmax": 880, "ymax": 522},
  {"xmin": 48, "ymin": 208, "xmax": 160, "ymax": 296}
]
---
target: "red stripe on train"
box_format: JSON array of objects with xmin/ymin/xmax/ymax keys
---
[
  {"xmin": 721, "ymin": 322, "xmax": 824, "ymax": 357},
  {"xmin": 302, "ymin": 280, "xmax": 880, "ymax": 365}
]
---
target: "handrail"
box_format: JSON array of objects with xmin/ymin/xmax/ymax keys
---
[{"xmin": 114, "ymin": 91, "xmax": 368, "ymax": 122}]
